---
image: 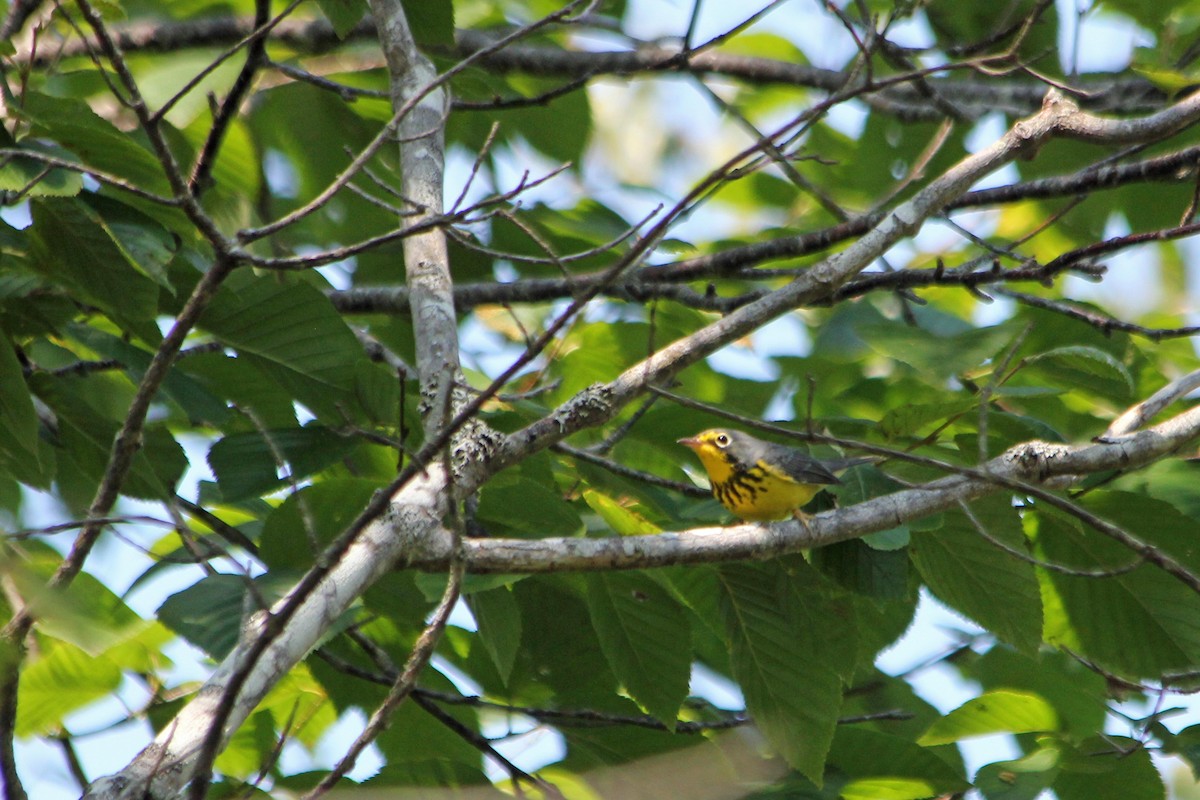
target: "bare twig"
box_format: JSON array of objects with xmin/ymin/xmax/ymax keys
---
[
  {"xmin": 1103, "ymin": 368, "xmax": 1200, "ymax": 440},
  {"xmin": 301, "ymin": 557, "xmax": 464, "ymax": 798}
]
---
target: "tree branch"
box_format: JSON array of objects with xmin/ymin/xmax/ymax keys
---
[
  {"xmin": 9, "ymin": 16, "xmax": 1169, "ymax": 120},
  {"xmin": 326, "ymin": 141, "xmax": 1200, "ymax": 315},
  {"xmin": 496, "ymin": 89, "xmax": 1200, "ymax": 467},
  {"xmin": 403, "ymin": 401, "xmax": 1200, "ymax": 574},
  {"xmin": 370, "ymin": 0, "xmax": 462, "ymax": 438}
]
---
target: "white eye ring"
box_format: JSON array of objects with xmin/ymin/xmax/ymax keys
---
[{"xmin": 715, "ymin": 434, "xmax": 730, "ymax": 447}]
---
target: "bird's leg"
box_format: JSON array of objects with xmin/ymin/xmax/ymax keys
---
[{"xmin": 792, "ymin": 509, "xmax": 814, "ymax": 536}]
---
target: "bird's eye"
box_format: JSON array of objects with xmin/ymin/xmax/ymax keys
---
[{"xmin": 715, "ymin": 433, "xmax": 730, "ymax": 447}]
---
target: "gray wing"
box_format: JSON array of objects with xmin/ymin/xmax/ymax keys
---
[{"xmin": 762, "ymin": 442, "xmax": 842, "ymax": 486}]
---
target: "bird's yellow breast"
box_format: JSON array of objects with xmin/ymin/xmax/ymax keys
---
[{"xmin": 691, "ymin": 448, "xmax": 821, "ymax": 521}]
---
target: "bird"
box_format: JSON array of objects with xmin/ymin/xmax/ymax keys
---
[{"xmin": 677, "ymin": 428, "xmax": 870, "ymax": 523}]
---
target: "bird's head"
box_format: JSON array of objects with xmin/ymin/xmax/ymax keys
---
[{"xmin": 677, "ymin": 428, "xmax": 755, "ymax": 476}]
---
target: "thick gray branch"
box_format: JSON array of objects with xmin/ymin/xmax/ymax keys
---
[
  {"xmin": 83, "ymin": 469, "xmax": 456, "ymax": 799},
  {"xmin": 405, "ymin": 402, "xmax": 1200, "ymax": 573},
  {"xmin": 370, "ymin": 0, "xmax": 463, "ymax": 438}
]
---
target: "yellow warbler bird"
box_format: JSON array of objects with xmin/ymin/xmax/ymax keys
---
[{"xmin": 678, "ymin": 428, "xmax": 868, "ymax": 522}]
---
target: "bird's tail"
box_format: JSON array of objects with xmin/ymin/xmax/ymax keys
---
[{"xmin": 823, "ymin": 455, "xmax": 882, "ymax": 473}]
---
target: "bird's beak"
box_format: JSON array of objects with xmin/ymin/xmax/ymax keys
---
[{"xmin": 677, "ymin": 436, "xmax": 701, "ymax": 450}]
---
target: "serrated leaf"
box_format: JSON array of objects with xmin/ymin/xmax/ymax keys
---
[
  {"xmin": 1162, "ymin": 723, "xmax": 1200, "ymax": 774},
  {"xmin": 21, "ymin": 572, "xmax": 144, "ymax": 656},
  {"xmin": 1025, "ymin": 345, "xmax": 1133, "ymax": 401},
  {"xmin": 467, "ymin": 586, "xmax": 522, "ymax": 686},
  {"xmin": 374, "ymin": 697, "xmax": 488, "ymax": 783},
  {"xmin": 200, "ymin": 273, "xmax": 363, "ymax": 392},
  {"xmin": 68, "ymin": 324, "xmax": 229, "ymax": 425},
  {"xmin": 812, "ymin": 539, "xmax": 909, "ymax": 601},
  {"xmin": 919, "ymin": 690, "xmax": 1058, "ymax": 745},
  {"xmin": 1037, "ymin": 504, "xmax": 1200, "ymax": 678},
  {"xmin": 778, "ymin": 556, "xmax": 859, "ymax": 681},
  {"xmin": 259, "ymin": 663, "xmax": 337, "ymax": 749},
  {"xmin": 586, "ymin": 572, "xmax": 691, "ymax": 727},
  {"xmin": 215, "ymin": 710, "xmax": 277, "ymax": 780},
  {"xmin": 86, "ymin": 194, "xmax": 178, "ymax": 288},
  {"xmin": 719, "ymin": 563, "xmax": 841, "ymax": 782},
  {"xmin": 910, "ymin": 497, "xmax": 1043, "ymax": 653},
  {"xmin": 858, "ymin": 321, "xmax": 1018, "ymax": 377},
  {"xmin": 17, "ymin": 92, "xmax": 170, "ymax": 192},
  {"xmin": 494, "ymin": 84, "xmax": 591, "ymax": 165},
  {"xmin": 970, "ymin": 648, "xmax": 1107, "ymax": 741}
]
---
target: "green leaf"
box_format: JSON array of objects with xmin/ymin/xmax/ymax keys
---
[
  {"xmin": 974, "ymin": 745, "xmax": 1060, "ymax": 800},
  {"xmin": 401, "ymin": 0, "xmax": 454, "ymax": 45},
  {"xmin": 317, "ymin": 0, "xmax": 368, "ymax": 38},
  {"xmin": 17, "ymin": 91, "xmax": 170, "ymax": 192},
  {"xmin": 207, "ymin": 426, "xmax": 358, "ymax": 502},
  {"xmin": 918, "ymin": 690, "xmax": 1059, "ymax": 745},
  {"xmin": 858, "ymin": 319, "xmax": 1018, "ymax": 378},
  {"xmin": 32, "ymin": 374, "xmax": 187, "ymax": 500},
  {"xmin": 476, "ymin": 473, "xmax": 583, "ymax": 538},
  {"xmin": 259, "ymin": 664, "xmax": 338, "ymax": 749},
  {"xmin": 68, "ymin": 324, "xmax": 229, "ymax": 425},
  {"xmin": 829, "ymin": 728, "xmax": 970, "ymax": 800},
  {"xmin": 466, "ymin": 586, "xmax": 522, "ymax": 686},
  {"xmin": 157, "ymin": 574, "xmax": 254, "ymax": 659},
  {"xmin": 878, "ymin": 398, "xmax": 978, "ymax": 440},
  {"xmin": 0, "ymin": 147, "xmax": 83, "ymax": 197},
  {"xmin": 483, "ymin": 85, "xmax": 591, "ymax": 166},
  {"xmin": 215, "ymin": 710, "xmax": 278, "ymax": 780},
  {"xmin": 970, "ymin": 647, "xmax": 1107, "ymax": 741},
  {"xmin": 585, "ymin": 571, "xmax": 691, "ymax": 727},
  {"xmin": 1024, "ymin": 345, "xmax": 1134, "ymax": 402},
  {"xmin": 259, "ymin": 479, "xmax": 383, "ymax": 569},
  {"xmin": 200, "ymin": 273, "xmax": 364, "ymax": 393},
  {"xmin": 85, "ymin": 194, "xmax": 178, "ymax": 288},
  {"xmin": 1080, "ymin": 490, "xmax": 1200, "ymax": 573},
  {"xmin": 21, "ymin": 572, "xmax": 145, "ymax": 656},
  {"xmin": 719, "ymin": 563, "xmax": 842, "ymax": 782},
  {"xmin": 1162, "ymin": 723, "xmax": 1200, "ymax": 775},
  {"xmin": 1037, "ymin": 504, "xmax": 1200, "ymax": 677},
  {"xmin": 910, "ymin": 497, "xmax": 1043, "ymax": 653},
  {"xmin": 16, "ymin": 639, "xmax": 121, "ymax": 737},
  {"xmin": 513, "ymin": 577, "xmax": 619, "ymax": 707},
  {"xmin": 583, "ymin": 489, "xmax": 662, "ymax": 535},
  {"xmin": 179, "ymin": 349, "xmax": 299, "ymax": 429},
  {"xmin": 374, "ymin": 699, "xmax": 488, "ymax": 786},
  {"xmin": 812, "ymin": 539, "xmax": 909, "ymax": 601},
  {"xmin": 1118, "ymin": 457, "xmax": 1200, "ymax": 522},
  {"xmin": 778, "ymin": 556, "xmax": 859, "ymax": 681},
  {"xmin": 29, "ymin": 198, "xmax": 161, "ymax": 331},
  {"xmin": 1053, "ymin": 735, "xmax": 1163, "ymax": 800},
  {"xmin": 0, "ymin": 335, "xmax": 45, "ymax": 484}
]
